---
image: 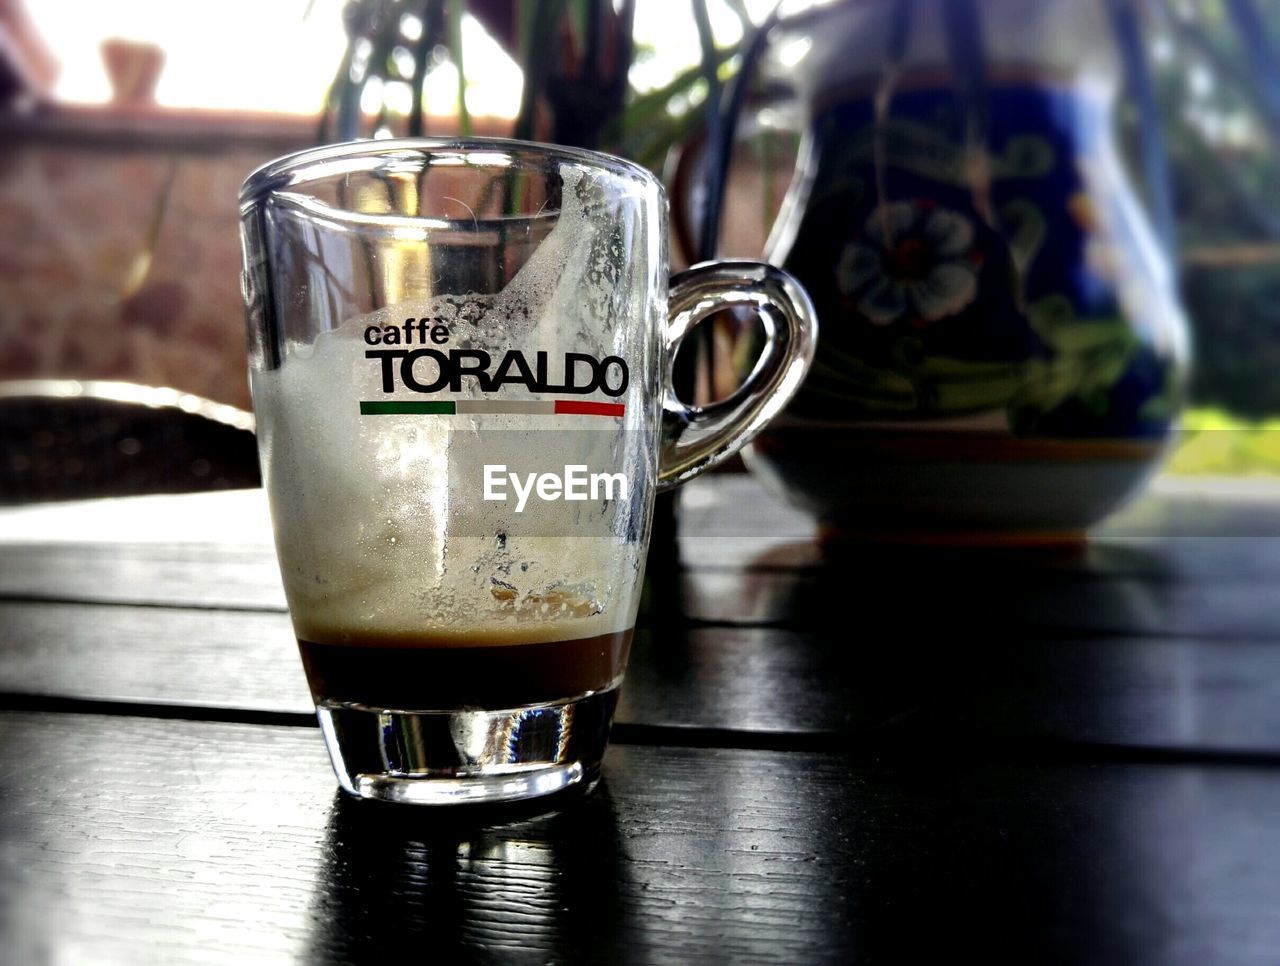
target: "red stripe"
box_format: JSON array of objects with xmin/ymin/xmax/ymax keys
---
[{"xmin": 554, "ymin": 400, "xmax": 626, "ymax": 418}]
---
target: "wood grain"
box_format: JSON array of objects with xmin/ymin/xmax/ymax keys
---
[
  {"xmin": 673, "ymin": 565, "xmax": 1280, "ymax": 637},
  {"xmin": 5, "ymin": 537, "xmax": 1280, "ymax": 641},
  {"xmin": 2, "ymin": 712, "xmax": 1279, "ymax": 964},
  {"xmin": 3, "ymin": 477, "xmax": 1280, "ymax": 963},
  {"xmin": 0, "ymin": 600, "xmax": 309, "ymax": 714},
  {"xmin": 676, "ymin": 475, "xmax": 1280, "ymax": 571},
  {"xmin": 0, "ymin": 542, "xmax": 286, "ymax": 610},
  {"xmin": 4, "ymin": 601, "xmax": 1280, "ymax": 756},
  {"xmin": 4, "ymin": 480, "xmax": 1280, "ymax": 619}
]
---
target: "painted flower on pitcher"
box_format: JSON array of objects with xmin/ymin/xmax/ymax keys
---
[{"xmin": 835, "ymin": 201, "xmax": 981, "ymax": 327}]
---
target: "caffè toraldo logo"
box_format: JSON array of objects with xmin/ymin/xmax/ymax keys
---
[
  {"xmin": 359, "ymin": 317, "xmax": 632, "ymax": 509},
  {"xmin": 362, "ymin": 318, "xmax": 628, "ymax": 402}
]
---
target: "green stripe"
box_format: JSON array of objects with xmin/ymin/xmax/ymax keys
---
[{"xmin": 360, "ymin": 400, "xmax": 456, "ymax": 415}]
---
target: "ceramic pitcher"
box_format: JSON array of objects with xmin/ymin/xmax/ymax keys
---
[{"xmin": 744, "ymin": 0, "xmax": 1189, "ymax": 540}]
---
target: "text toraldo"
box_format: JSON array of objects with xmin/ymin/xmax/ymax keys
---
[{"xmin": 363, "ymin": 318, "xmax": 629, "ymax": 398}]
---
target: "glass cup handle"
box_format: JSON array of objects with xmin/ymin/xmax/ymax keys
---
[{"xmin": 658, "ymin": 260, "xmax": 818, "ymax": 491}]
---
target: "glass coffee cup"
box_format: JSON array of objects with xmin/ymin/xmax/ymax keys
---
[{"xmin": 240, "ymin": 139, "xmax": 816, "ymax": 805}]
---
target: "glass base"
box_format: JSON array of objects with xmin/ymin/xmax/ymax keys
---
[{"xmin": 315, "ymin": 688, "xmax": 618, "ymax": 806}]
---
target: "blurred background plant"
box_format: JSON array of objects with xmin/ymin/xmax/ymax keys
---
[
  {"xmin": 317, "ymin": 0, "xmax": 754, "ymax": 170},
  {"xmin": 314, "ymin": 0, "xmax": 1280, "ymax": 473},
  {"xmin": 6, "ymin": 0, "xmax": 1280, "ymax": 472},
  {"xmin": 1145, "ymin": 0, "xmax": 1280, "ymax": 472},
  {"xmin": 312, "ymin": 0, "xmax": 792, "ymax": 411}
]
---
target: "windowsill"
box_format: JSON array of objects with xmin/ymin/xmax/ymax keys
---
[
  {"xmin": 2, "ymin": 102, "xmax": 317, "ymax": 151},
  {"xmin": 1, "ymin": 102, "xmax": 510, "ymax": 152}
]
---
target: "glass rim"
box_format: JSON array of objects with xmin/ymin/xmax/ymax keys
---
[{"xmin": 239, "ymin": 136, "xmax": 664, "ymax": 212}]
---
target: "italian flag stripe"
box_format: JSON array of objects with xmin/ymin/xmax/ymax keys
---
[
  {"xmin": 360, "ymin": 401, "xmax": 456, "ymax": 415},
  {"xmin": 359, "ymin": 399, "xmax": 625, "ymax": 417},
  {"xmin": 456, "ymin": 400, "xmax": 556, "ymax": 415},
  {"xmin": 553, "ymin": 401, "xmax": 627, "ymax": 417}
]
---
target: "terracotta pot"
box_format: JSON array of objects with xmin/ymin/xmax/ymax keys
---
[{"xmin": 100, "ymin": 39, "xmax": 165, "ymax": 107}]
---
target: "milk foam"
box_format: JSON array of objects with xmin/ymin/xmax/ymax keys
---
[{"xmin": 253, "ymin": 164, "xmax": 652, "ymax": 646}]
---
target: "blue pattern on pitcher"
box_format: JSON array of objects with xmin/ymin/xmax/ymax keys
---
[{"xmin": 776, "ymin": 79, "xmax": 1182, "ymax": 441}]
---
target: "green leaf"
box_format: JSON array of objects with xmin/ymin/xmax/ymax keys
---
[
  {"xmin": 606, "ymin": 49, "xmax": 733, "ymax": 140},
  {"xmin": 516, "ymin": 0, "xmax": 572, "ymax": 141},
  {"xmin": 447, "ymin": 0, "xmax": 471, "ymax": 135}
]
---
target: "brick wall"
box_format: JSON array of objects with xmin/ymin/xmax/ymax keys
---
[
  {"xmin": 0, "ymin": 108, "xmax": 315, "ymax": 411},
  {"xmin": 0, "ymin": 107, "xmax": 788, "ymax": 413}
]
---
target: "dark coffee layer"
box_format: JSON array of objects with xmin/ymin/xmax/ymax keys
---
[{"xmin": 298, "ymin": 629, "xmax": 633, "ymax": 710}]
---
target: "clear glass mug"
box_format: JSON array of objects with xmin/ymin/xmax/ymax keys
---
[{"xmin": 239, "ymin": 139, "xmax": 817, "ymax": 805}]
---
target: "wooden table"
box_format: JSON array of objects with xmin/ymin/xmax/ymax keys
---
[{"xmin": 2, "ymin": 474, "xmax": 1280, "ymax": 963}]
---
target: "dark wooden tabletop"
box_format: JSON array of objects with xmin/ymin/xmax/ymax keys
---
[{"xmin": 2, "ymin": 474, "xmax": 1280, "ymax": 964}]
